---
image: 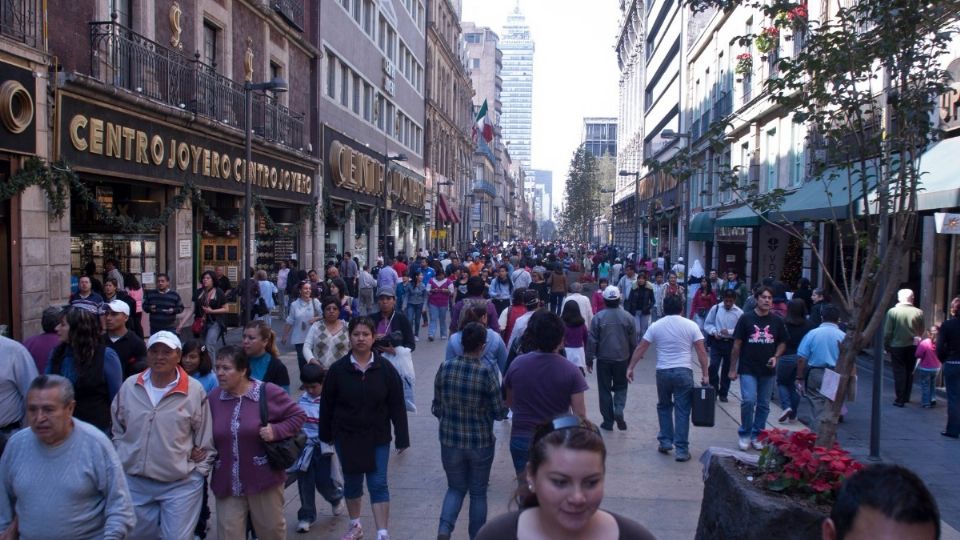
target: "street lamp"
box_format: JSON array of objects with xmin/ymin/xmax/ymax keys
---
[
  {"xmin": 660, "ymin": 129, "xmax": 692, "ymax": 277},
  {"xmin": 434, "ymin": 180, "xmax": 453, "ymax": 251},
  {"xmin": 618, "ymin": 169, "xmax": 640, "ymax": 259},
  {"xmin": 243, "ymin": 77, "xmax": 287, "ymax": 325},
  {"xmin": 381, "ymin": 152, "xmax": 408, "ymax": 259}
]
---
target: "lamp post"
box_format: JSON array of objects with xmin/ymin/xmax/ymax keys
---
[
  {"xmin": 380, "ymin": 152, "xmax": 408, "ymax": 259},
  {"xmin": 434, "ymin": 180, "xmax": 453, "ymax": 251},
  {"xmin": 243, "ymin": 77, "xmax": 287, "ymax": 325},
  {"xmin": 618, "ymin": 170, "xmax": 641, "ymax": 259}
]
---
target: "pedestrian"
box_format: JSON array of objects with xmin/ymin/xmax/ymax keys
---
[
  {"xmin": 777, "ymin": 298, "xmax": 814, "ymax": 423},
  {"xmin": 329, "ymin": 277, "xmax": 360, "ymax": 321},
  {"xmin": 241, "ymin": 320, "xmax": 291, "ymax": 393},
  {"xmin": 104, "ymin": 258, "xmax": 125, "ymax": 290},
  {"xmin": 143, "ymin": 273, "xmax": 184, "ymax": 335},
  {"xmin": 529, "ymin": 270, "xmax": 549, "ymax": 308},
  {"xmin": 276, "ymin": 260, "xmax": 290, "ymax": 318},
  {"xmin": 281, "ymin": 280, "xmax": 322, "ymax": 371},
  {"xmin": 307, "ymin": 269, "xmax": 329, "ymax": 300},
  {"xmin": 808, "ymin": 287, "xmax": 830, "ymax": 326},
  {"xmin": 616, "ymin": 264, "xmax": 637, "ymax": 307},
  {"xmin": 936, "ymin": 296, "xmax": 960, "ymax": 439},
  {"xmin": 0, "ymin": 336, "xmax": 38, "ymax": 439},
  {"xmin": 503, "ymin": 311, "xmax": 588, "ymax": 503},
  {"xmin": 110, "ymin": 331, "xmax": 216, "ymax": 540},
  {"xmin": 358, "ymin": 264, "xmax": 378, "ymax": 316},
  {"xmin": 377, "ymin": 256, "xmax": 401, "ymax": 294},
  {"xmin": 286, "ymin": 259, "xmax": 308, "ymax": 311},
  {"xmin": 319, "ymin": 317, "xmax": 410, "ymax": 540},
  {"xmin": 208, "ymin": 346, "xmax": 306, "ymax": 540},
  {"xmin": 626, "ymin": 270, "xmax": 655, "ymax": 336},
  {"xmin": 729, "ymin": 286, "xmax": 788, "ymax": 450},
  {"xmin": 404, "ymin": 273, "xmax": 427, "ymax": 341},
  {"xmin": 794, "ymin": 305, "xmax": 848, "ymax": 433},
  {"xmin": 181, "ymin": 339, "xmax": 218, "ymax": 392},
  {"xmin": 101, "ymin": 299, "xmax": 147, "ymax": 381},
  {"xmin": 22, "ymin": 306, "xmax": 61, "ymax": 374},
  {"xmin": 586, "ymin": 286, "xmax": 638, "ymax": 431},
  {"xmin": 177, "ymin": 271, "xmax": 227, "ymax": 362},
  {"xmin": 102, "ymin": 278, "xmax": 140, "ymax": 338},
  {"xmin": 433, "ymin": 322, "xmax": 508, "ymax": 540},
  {"xmin": 720, "ymin": 269, "xmax": 750, "ymax": 308},
  {"xmin": 561, "ymin": 301, "xmax": 588, "ymax": 374},
  {"xmin": 446, "ymin": 304, "xmax": 509, "ymax": 376},
  {"xmin": 294, "ymin": 363, "xmax": 345, "ymax": 533},
  {"xmin": 510, "ymin": 263, "xmax": 531, "ymax": 291},
  {"xmin": 70, "ymin": 275, "xmax": 104, "ymax": 307},
  {"xmin": 489, "ymin": 265, "xmax": 514, "ymax": 316},
  {"xmin": 561, "ymin": 281, "xmax": 594, "ymax": 330},
  {"xmin": 794, "ymin": 277, "xmax": 813, "ymax": 312},
  {"xmin": 591, "ymin": 277, "xmax": 609, "ymax": 315},
  {"xmin": 627, "ymin": 295, "xmax": 709, "ymax": 461},
  {"xmin": 504, "ymin": 289, "xmax": 542, "ymax": 354},
  {"xmin": 475, "ymin": 414, "xmax": 655, "ymax": 540},
  {"xmin": 0, "ymin": 375, "xmax": 135, "ymax": 539},
  {"xmin": 125, "ymin": 275, "xmax": 146, "ymax": 338},
  {"xmin": 664, "ymin": 271, "xmax": 686, "ymax": 308},
  {"xmin": 450, "ymin": 276, "xmax": 501, "ymax": 335},
  {"xmin": 213, "ymin": 266, "xmax": 231, "ymax": 295},
  {"xmin": 546, "ymin": 265, "xmax": 567, "ymax": 315},
  {"xmin": 883, "ymin": 288, "xmax": 925, "ymax": 407},
  {"xmin": 371, "ymin": 287, "xmax": 417, "ymax": 353},
  {"xmin": 913, "ymin": 325, "xmax": 941, "ymax": 409},
  {"xmin": 651, "ymin": 271, "xmax": 667, "ymax": 320},
  {"xmin": 340, "ymin": 250, "xmax": 360, "ymax": 298},
  {"xmin": 47, "ymin": 306, "xmax": 123, "ymax": 433},
  {"xmin": 690, "ymin": 276, "xmax": 717, "ymax": 329},
  {"xmin": 302, "ymin": 296, "xmax": 351, "ymax": 369},
  {"xmin": 427, "ymin": 268, "xmax": 455, "ymax": 341},
  {"xmin": 255, "ymin": 269, "xmax": 278, "ymax": 327}
]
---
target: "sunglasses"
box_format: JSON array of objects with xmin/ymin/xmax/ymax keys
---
[{"xmin": 535, "ymin": 414, "xmax": 602, "ymax": 440}]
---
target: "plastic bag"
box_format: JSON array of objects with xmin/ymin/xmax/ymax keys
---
[{"xmin": 384, "ymin": 346, "xmax": 417, "ymax": 413}]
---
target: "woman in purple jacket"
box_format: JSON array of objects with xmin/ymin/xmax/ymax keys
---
[{"xmin": 208, "ymin": 345, "xmax": 306, "ymax": 540}]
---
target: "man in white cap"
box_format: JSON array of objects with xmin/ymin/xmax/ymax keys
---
[
  {"xmin": 102, "ymin": 299, "xmax": 147, "ymax": 380},
  {"xmin": 586, "ymin": 286, "xmax": 638, "ymax": 431},
  {"xmin": 111, "ymin": 330, "xmax": 216, "ymax": 540},
  {"xmin": 671, "ymin": 256, "xmax": 686, "ymax": 283}
]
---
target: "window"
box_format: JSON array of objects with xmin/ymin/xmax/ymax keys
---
[
  {"xmin": 472, "ymin": 58, "xmax": 480, "ymax": 69},
  {"xmin": 269, "ymin": 62, "xmax": 284, "ymax": 101},
  {"xmin": 352, "ymin": 74, "xmax": 361, "ymax": 114},
  {"xmin": 363, "ymin": 0, "xmax": 375, "ymax": 36},
  {"xmin": 202, "ymin": 20, "xmax": 219, "ymax": 69},
  {"xmin": 326, "ymin": 54, "xmax": 337, "ymax": 99},
  {"xmin": 375, "ymin": 94, "xmax": 385, "ymax": 130},
  {"xmin": 790, "ymin": 120, "xmax": 804, "ymax": 186},
  {"xmin": 363, "ymin": 83, "xmax": 373, "ymax": 122},
  {"xmin": 340, "ymin": 63, "xmax": 349, "ymax": 107},
  {"xmin": 386, "ymin": 103, "xmax": 395, "ymax": 136},
  {"xmin": 765, "ymin": 128, "xmax": 778, "ymax": 191},
  {"xmin": 466, "ymin": 33, "xmax": 481, "ymax": 44},
  {"xmin": 111, "ymin": 0, "xmax": 132, "ymax": 27}
]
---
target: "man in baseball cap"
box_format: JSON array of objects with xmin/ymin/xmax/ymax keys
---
[
  {"xmin": 587, "ymin": 284, "xmax": 638, "ymax": 431},
  {"xmin": 103, "ymin": 299, "xmax": 146, "ymax": 380}
]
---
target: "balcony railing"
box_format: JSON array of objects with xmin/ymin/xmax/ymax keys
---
[
  {"xmin": 90, "ymin": 20, "xmax": 304, "ymax": 150},
  {"xmin": 0, "ymin": 0, "xmax": 39, "ymax": 47},
  {"xmin": 272, "ymin": 0, "xmax": 304, "ymax": 31},
  {"xmin": 472, "ymin": 180, "xmax": 497, "ymax": 198}
]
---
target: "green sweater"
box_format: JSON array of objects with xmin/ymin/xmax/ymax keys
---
[{"xmin": 883, "ymin": 303, "xmax": 924, "ymax": 348}]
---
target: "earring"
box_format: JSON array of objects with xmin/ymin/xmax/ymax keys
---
[{"xmin": 528, "ymin": 483, "xmax": 535, "ymax": 492}]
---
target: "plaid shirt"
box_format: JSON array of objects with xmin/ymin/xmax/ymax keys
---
[{"xmin": 432, "ymin": 354, "xmax": 507, "ymax": 449}]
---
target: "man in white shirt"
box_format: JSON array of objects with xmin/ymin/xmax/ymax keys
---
[
  {"xmin": 616, "ymin": 265, "xmax": 638, "ymax": 307},
  {"xmin": 671, "ymin": 256, "xmax": 686, "ymax": 283},
  {"xmin": 627, "ymin": 295, "xmax": 709, "ymax": 462},
  {"xmin": 562, "ymin": 282, "xmax": 593, "ymax": 329},
  {"xmin": 702, "ymin": 289, "xmax": 744, "ymax": 402},
  {"xmin": 510, "ymin": 264, "xmax": 531, "ymax": 291}
]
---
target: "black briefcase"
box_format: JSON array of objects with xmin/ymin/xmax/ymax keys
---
[{"xmin": 692, "ymin": 385, "xmax": 716, "ymax": 427}]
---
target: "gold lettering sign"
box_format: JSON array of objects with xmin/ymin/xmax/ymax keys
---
[{"xmin": 328, "ymin": 139, "xmax": 424, "ymax": 206}]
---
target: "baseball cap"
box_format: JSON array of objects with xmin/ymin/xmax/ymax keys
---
[
  {"xmin": 602, "ymin": 286, "xmax": 621, "ymax": 301},
  {"xmin": 104, "ymin": 299, "xmax": 130, "ymax": 316},
  {"xmin": 377, "ymin": 286, "xmax": 397, "ymax": 298},
  {"xmin": 147, "ymin": 330, "xmax": 182, "ymax": 350}
]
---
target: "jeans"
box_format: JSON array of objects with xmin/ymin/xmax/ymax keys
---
[
  {"xmin": 944, "ymin": 362, "xmax": 960, "ymax": 436},
  {"xmin": 203, "ymin": 324, "xmax": 222, "ymax": 365},
  {"xmin": 297, "ymin": 450, "xmax": 343, "ymax": 522},
  {"xmin": 406, "ymin": 303, "xmax": 424, "ymax": 337},
  {"xmin": 336, "ymin": 443, "xmax": 390, "ymax": 503},
  {"xmin": 438, "ymin": 445, "xmax": 495, "ymax": 539},
  {"xmin": 738, "ymin": 374, "xmax": 776, "ymax": 438},
  {"xmin": 890, "ymin": 345, "xmax": 918, "ymax": 404},
  {"xmin": 596, "ymin": 360, "xmax": 629, "ymax": 424},
  {"xmin": 917, "ymin": 367, "xmax": 940, "ymax": 406},
  {"xmin": 127, "ymin": 471, "xmax": 205, "ymax": 540},
  {"xmin": 549, "ymin": 293, "xmax": 565, "ymax": 315},
  {"xmin": 508, "ymin": 435, "xmax": 532, "ymax": 475},
  {"xmin": 709, "ymin": 339, "xmax": 734, "ymax": 398},
  {"xmin": 655, "ymin": 368, "xmax": 694, "ymax": 453},
  {"xmin": 428, "ymin": 304, "xmax": 449, "ymax": 339},
  {"xmin": 635, "ymin": 313, "xmax": 651, "ymax": 336},
  {"xmin": 776, "ymin": 355, "xmax": 801, "ymax": 414}
]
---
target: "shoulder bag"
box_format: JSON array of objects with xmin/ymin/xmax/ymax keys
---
[{"xmin": 259, "ymin": 384, "xmax": 307, "ymax": 470}]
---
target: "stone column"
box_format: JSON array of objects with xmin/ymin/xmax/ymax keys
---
[
  {"xmin": 172, "ymin": 197, "xmax": 194, "ymax": 317},
  {"xmin": 369, "ymin": 213, "xmax": 379, "ymax": 264},
  {"xmin": 313, "ymin": 201, "xmax": 325, "ymax": 270},
  {"xmin": 345, "ymin": 208, "xmax": 356, "ymax": 255}
]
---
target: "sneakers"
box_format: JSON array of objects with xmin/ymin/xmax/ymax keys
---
[
  {"xmin": 751, "ymin": 439, "xmax": 764, "ymax": 451},
  {"xmin": 332, "ymin": 499, "xmax": 346, "ymax": 516},
  {"xmin": 738, "ymin": 436, "xmax": 750, "ymax": 451},
  {"xmin": 657, "ymin": 444, "xmax": 673, "ymax": 454},
  {"xmin": 615, "ymin": 415, "xmax": 627, "ymax": 431},
  {"xmin": 778, "ymin": 408, "xmax": 793, "ymax": 423},
  {"xmin": 675, "ymin": 452, "xmax": 691, "ymax": 462},
  {"xmin": 297, "ymin": 520, "xmax": 312, "ymax": 533},
  {"xmin": 341, "ymin": 522, "xmax": 364, "ymax": 540}
]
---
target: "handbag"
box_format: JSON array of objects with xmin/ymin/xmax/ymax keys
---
[
  {"xmin": 191, "ymin": 316, "xmax": 204, "ymax": 336},
  {"xmin": 258, "ymin": 384, "xmax": 307, "ymax": 471},
  {"xmin": 254, "ymin": 297, "xmax": 269, "ymax": 317}
]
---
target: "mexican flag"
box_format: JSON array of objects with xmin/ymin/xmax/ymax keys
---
[{"xmin": 472, "ymin": 99, "xmax": 493, "ymax": 144}]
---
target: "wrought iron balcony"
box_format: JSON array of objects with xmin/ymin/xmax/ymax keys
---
[
  {"xmin": 0, "ymin": 0, "xmax": 39, "ymax": 47},
  {"xmin": 272, "ymin": 0, "xmax": 303, "ymax": 31},
  {"xmin": 472, "ymin": 180, "xmax": 497, "ymax": 198},
  {"xmin": 89, "ymin": 20, "xmax": 304, "ymax": 150}
]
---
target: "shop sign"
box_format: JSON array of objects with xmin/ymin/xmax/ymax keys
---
[
  {"xmin": 57, "ymin": 92, "xmax": 314, "ymax": 204},
  {"xmin": 759, "ymin": 227, "xmax": 790, "ymax": 279},
  {"xmin": 715, "ymin": 226, "xmax": 748, "ymax": 242},
  {"xmin": 324, "ymin": 128, "xmax": 425, "ymax": 212},
  {"xmin": 0, "ymin": 60, "xmax": 36, "ymax": 156}
]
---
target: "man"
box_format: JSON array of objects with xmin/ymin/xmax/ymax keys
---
[
  {"xmin": 627, "ymin": 295, "xmax": 709, "ymax": 462},
  {"xmin": 467, "ymin": 255, "xmax": 483, "ymax": 277},
  {"xmin": 610, "ymin": 259, "xmax": 623, "ymax": 287},
  {"xmin": 414, "ymin": 257, "xmax": 435, "ymax": 284},
  {"xmin": 504, "ymin": 290, "xmax": 542, "ymax": 352},
  {"xmin": 708, "ymin": 270, "xmax": 722, "ymax": 294},
  {"xmin": 510, "ymin": 263, "xmax": 531, "ymax": 291},
  {"xmin": 728, "ymin": 286, "xmax": 788, "ymax": 451},
  {"xmin": 651, "ymin": 271, "xmax": 667, "ymax": 321},
  {"xmin": 307, "ymin": 269, "xmax": 328, "ymax": 299},
  {"xmin": 586, "ymin": 286, "xmax": 638, "ymax": 431},
  {"xmin": 0, "ymin": 336, "xmax": 38, "ymax": 438},
  {"xmin": 449, "ymin": 276, "xmax": 501, "ymax": 335},
  {"xmin": 809, "ymin": 287, "xmax": 830, "ymax": 327},
  {"xmin": 358, "ymin": 264, "xmax": 378, "ymax": 316},
  {"xmin": 339, "ymin": 251, "xmax": 359, "ymax": 297},
  {"xmin": 286, "ymin": 258, "xmax": 308, "ymax": 307},
  {"xmin": 488, "ymin": 265, "xmax": 514, "ymax": 316},
  {"xmin": 444, "ymin": 255, "xmax": 460, "ymax": 277},
  {"xmin": 101, "ymin": 300, "xmax": 148, "ymax": 381},
  {"xmin": 143, "ymin": 273, "xmax": 184, "ymax": 335},
  {"xmin": 616, "ymin": 264, "xmax": 638, "ymax": 307},
  {"xmin": 795, "ymin": 305, "xmax": 847, "ymax": 432},
  {"xmin": 393, "ymin": 255, "xmax": 408, "ymax": 278},
  {"xmin": 102, "ymin": 278, "xmax": 140, "ymax": 337},
  {"xmin": 883, "ymin": 288, "xmax": 924, "ymax": 407},
  {"xmin": 626, "ymin": 271, "xmax": 655, "ymax": 336},
  {"xmin": 0, "ymin": 375, "xmax": 135, "ymax": 539},
  {"xmin": 104, "ymin": 258, "xmax": 125, "ymax": 291},
  {"xmin": 213, "ymin": 266, "xmax": 231, "ymax": 293},
  {"xmin": 562, "ymin": 282, "xmax": 593, "ymax": 329},
  {"xmin": 326, "ymin": 264, "xmax": 341, "ymax": 281},
  {"xmin": 23, "ymin": 307, "xmax": 62, "ymax": 373},
  {"xmin": 370, "ymin": 287, "xmax": 416, "ymax": 352},
  {"xmin": 671, "ymin": 256, "xmax": 686, "ymax": 283},
  {"xmin": 276, "ymin": 260, "xmax": 290, "ymax": 315},
  {"xmin": 822, "ymin": 464, "xmax": 939, "ymax": 540},
  {"xmin": 377, "ymin": 257, "xmax": 401, "ymax": 294},
  {"xmin": 70, "ymin": 275, "xmax": 104, "ymax": 306},
  {"xmin": 721, "ymin": 269, "xmax": 750, "ymax": 308},
  {"xmin": 703, "ymin": 289, "xmax": 744, "ymax": 403},
  {"xmin": 111, "ymin": 331, "xmax": 215, "ymax": 540}
]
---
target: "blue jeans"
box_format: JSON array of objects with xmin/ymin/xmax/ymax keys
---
[
  {"xmin": 738, "ymin": 374, "xmax": 776, "ymax": 439},
  {"xmin": 776, "ymin": 355, "xmax": 801, "ymax": 414},
  {"xmin": 406, "ymin": 303, "xmax": 424, "ymax": 337},
  {"xmin": 336, "ymin": 443, "xmax": 390, "ymax": 503},
  {"xmin": 297, "ymin": 450, "xmax": 343, "ymax": 522},
  {"xmin": 596, "ymin": 360, "xmax": 629, "ymax": 425},
  {"xmin": 944, "ymin": 362, "xmax": 960, "ymax": 436},
  {"xmin": 428, "ymin": 304, "xmax": 449, "ymax": 339},
  {"xmin": 438, "ymin": 445, "xmax": 495, "ymax": 539},
  {"xmin": 655, "ymin": 368, "xmax": 694, "ymax": 453},
  {"xmin": 508, "ymin": 435, "xmax": 532, "ymax": 475},
  {"xmin": 916, "ymin": 367, "xmax": 939, "ymax": 406},
  {"xmin": 708, "ymin": 339, "xmax": 734, "ymax": 398}
]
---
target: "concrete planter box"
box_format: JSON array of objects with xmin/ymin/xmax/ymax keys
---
[{"xmin": 696, "ymin": 455, "xmax": 826, "ymax": 540}]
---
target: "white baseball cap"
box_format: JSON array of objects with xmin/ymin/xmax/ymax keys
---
[
  {"xmin": 602, "ymin": 286, "xmax": 621, "ymax": 301},
  {"xmin": 147, "ymin": 331, "xmax": 182, "ymax": 350},
  {"xmin": 104, "ymin": 299, "xmax": 130, "ymax": 316}
]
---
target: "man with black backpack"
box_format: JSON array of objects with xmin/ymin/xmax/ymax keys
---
[{"xmin": 449, "ymin": 276, "xmax": 501, "ymax": 336}]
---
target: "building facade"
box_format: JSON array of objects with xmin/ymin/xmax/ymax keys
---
[
  {"xmin": 613, "ymin": 0, "xmax": 645, "ymax": 256},
  {"xmin": 582, "ymin": 117, "xmax": 618, "ymax": 158},
  {"xmin": 499, "ymin": 4, "xmax": 534, "ymax": 181}
]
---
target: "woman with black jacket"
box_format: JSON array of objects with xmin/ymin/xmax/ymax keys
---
[
  {"xmin": 319, "ymin": 316, "xmax": 410, "ymax": 540},
  {"xmin": 937, "ymin": 296, "xmax": 960, "ymax": 438}
]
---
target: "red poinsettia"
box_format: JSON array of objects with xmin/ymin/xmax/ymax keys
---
[{"xmin": 756, "ymin": 428, "xmax": 863, "ymax": 503}]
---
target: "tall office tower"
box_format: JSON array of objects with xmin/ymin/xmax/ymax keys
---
[{"xmin": 499, "ymin": 3, "xmax": 534, "ymax": 175}]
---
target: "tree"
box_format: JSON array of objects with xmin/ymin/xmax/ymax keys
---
[
  {"xmin": 661, "ymin": 0, "xmax": 959, "ymax": 447},
  {"xmin": 560, "ymin": 145, "xmax": 603, "ymax": 240}
]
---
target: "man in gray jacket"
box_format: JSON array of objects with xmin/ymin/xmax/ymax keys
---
[{"xmin": 587, "ymin": 286, "xmax": 639, "ymax": 431}]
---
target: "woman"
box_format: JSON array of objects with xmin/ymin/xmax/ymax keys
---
[
  {"xmin": 561, "ymin": 301, "xmax": 588, "ymax": 374},
  {"xmin": 530, "ymin": 271, "xmax": 550, "ymax": 310},
  {"xmin": 546, "ymin": 266, "xmax": 568, "ymax": 315},
  {"xmin": 242, "ymin": 320, "xmax": 291, "ymax": 393},
  {"xmin": 281, "ymin": 280, "xmax": 322, "ymax": 371},
  {"xmin": 937, "ymin": 296, "xmax": 960, "ymax": 438},
  {"xmin": 690, "ymin": 276, "xmax": 717, "ymax": 329},
  {"xmin": 591, "ymin": 278, "xmax": 609, "ymax": 314},
  {"xmin": 46, "ymin": 306, "xmax": 123, "ymax": 432},
  {"xmin": 125, "ymin": 274, "xmax": 145, "ymax": 337},
  {"xmin": 303, "ymin": 296, "xmax": 350, "ymax": 368},
  {"xmin": 503, "ymin": 311, "xmax": 588, "ymax": 504},
  {"xmin": 329, "ymin": 277, "xmax": 359, "ymax": 321},
  {"xmin": 475, "ymin": 415, "xmax": 655, "ymax": 540},
  {"xmin": 404, "ymin": 272, "xmax": 427, "ymax": 340},
  {"xmin": 255, "ymin": 269, "xmax": 279, "ymax": 327},
  {"xmin": 454, "ymin": 268, "xmax": 470, "ymax": 303},
  {"xmin": 500, "ymin": 288, "xmax": 530, "ymax": 346},
  {"xmin": 178, "ymin": 270, "xmax": 227, "ymax": 361},
  {"xmin": 427, "ymin": 268, "xmax": 454, "ymax": 341},
  {"xmin": 777, "ymin": 299, "xmax": 813, "ymax": 423},
  {"xmin": 319, "ymin": 317, "xmax": 410, "ymax": 540},
  {"xmin": 445, "ymin": 304, "xmax": 508, "ymax": 375},
  {"xmin": 208, "ymin": 346, "xmax": 306, "ymax": 540},
  {"xmin": 181, "ymin": 339, "xmax": 217, "ymax": 392}
]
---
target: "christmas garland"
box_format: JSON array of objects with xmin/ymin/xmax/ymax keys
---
[
  {"xmin": 3, "ymin": 157, "xmax": 70, "ymax": 219},
  {"xmin": 355, "ymin": 208, "xmax": 374, "ymax": 236}
]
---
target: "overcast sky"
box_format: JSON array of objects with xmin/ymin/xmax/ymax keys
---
[{"xmin": 461, "ymin": 0, "xmax": 621, "ymax": 213}]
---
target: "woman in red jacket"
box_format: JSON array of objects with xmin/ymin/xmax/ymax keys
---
[{"xmin": 690, "ymin": 276, "xmax": 717, "ymax": 329}]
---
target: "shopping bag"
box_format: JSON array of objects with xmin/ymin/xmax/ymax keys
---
[
  {"xmin": 692, "ymin": 385, "xmax": 716, "ymax": 427},
  {"xmin": 383, "ymin": 346, "xmax": 417, "ymax": 413}
]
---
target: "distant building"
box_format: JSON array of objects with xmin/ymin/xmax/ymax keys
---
[
  {"xmin": 499, "ymin": 4, "xmax": 534, "ymax": 175},
  {"xmin": 581, "ymin": 117, "xmax": 618, "ymax": 158}
]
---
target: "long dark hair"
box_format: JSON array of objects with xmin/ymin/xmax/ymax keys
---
[
  {"xmin": 330, "ymin": 277, "xmax": 349, "ymax": 301},
  {"xmin": 182, "ymin": 339, "xmax": 213, "ymax": 376},
  {"xmin": 520, "ymin": 416, "xmax": 606, "ymax": 509},
  {"xmin": 50, "ymin": 307, "xmax": 104, "ymax": 383},
  {"xmin": 785, "ymin": 298, "xmax": 809, "ymax": 326},
  {"xmin": 561, "ymin": 300, "xmax": 584, "ymax": 327}
]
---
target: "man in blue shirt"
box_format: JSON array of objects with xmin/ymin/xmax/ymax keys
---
[{"xmin": 795, "ymin": 305, "xmax": 847, "ymax": 433}]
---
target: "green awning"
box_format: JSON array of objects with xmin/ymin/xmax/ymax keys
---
[
  {"xmin": 775, "ymin": 162, "xmax": 878, "ymax": 222},
  {"xmin": 917, "ymin": 136, "xmax": 960, "ymax": 211},
  {"xmin": 715, "ymin": 205, "xmax": 764, "ymax": 227},
  {"xmin": 688, "ymin": 211, "xmax": 716, "ymax": 241}
]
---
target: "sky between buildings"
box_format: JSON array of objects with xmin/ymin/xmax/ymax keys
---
[{"xmin": 461, "ymin": 0, "xmax": 621, "ymax": 217}]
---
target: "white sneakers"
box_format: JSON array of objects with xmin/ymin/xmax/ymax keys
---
[
  {"xmin": 738, "ymin": 436, "xmax": 750, "ymax": 451},
  {"xmin": 778, "ymin": 408, "xmax": 794, "ymax": 423},
  {"xmin": 297, "ymin": 520, "xmax": 312, "ymax": 533},
  {"xmin": 751, "ymin": 439, "xmax": 764, "ymax": 451}
]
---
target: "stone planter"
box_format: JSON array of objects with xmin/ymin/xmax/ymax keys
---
[{"xmin": 696, "ymin": 455, "xmax": 826, "ymax": 540}]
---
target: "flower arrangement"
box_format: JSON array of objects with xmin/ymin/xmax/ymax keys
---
[
  {"xmin": 735, "ymin": 53, "xmax": 753, "ymax": 75},
  {"xmin": 776, "ymin": 5, "xmax": 809, "ymax": 30},
  {"xmin": 755, "ymin": 26, "xmax": 779, "ymax": 54},
  {"xmin": 756, "ymin": 428, "xmax": 864, "ymax": 503}
]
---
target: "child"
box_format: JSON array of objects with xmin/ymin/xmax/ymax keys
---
[
  {"xmin": 295, "ymin": 363, "xmax": 345, "ymax": 533},
  {"xmin": 592, "ymin": 278, "xmax": 609, "ymax": 314},
  {"xmin": 915, "ymin": 325, "xmax": 942, "ymax": 408},
  {"xmin": 181, "ymin": 339, "xmax": 217, "ymax": 392},
  {"xmin": 562, "ymin": 300, "xmax": 588, "ymax": 375}
]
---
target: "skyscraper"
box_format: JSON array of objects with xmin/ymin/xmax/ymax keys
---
[{"xmin": 499, "ymin": 3, "xmax": 534, "ymax": 174}]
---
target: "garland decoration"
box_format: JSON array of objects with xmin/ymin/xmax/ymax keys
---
[
  {"xmin": 355, "ymin": 208, "xmax": 374, "ymax": 236},
  {"xmin": 3, "ymin": 157, "xmax": 70, "ymax": 219}
]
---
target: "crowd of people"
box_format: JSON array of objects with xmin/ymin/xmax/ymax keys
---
[{"xmin": 0, "ymin": 240, "xmax": 955, "ymax": 540}]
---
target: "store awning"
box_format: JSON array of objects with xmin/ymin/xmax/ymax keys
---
[
  {"xmin": 448, "ymin": 204, "xmax": 461, "ymax": 224},
  {"xmin": 436, "ymin": 194, "xmax": 453, "ymax": 224},
  {"xmin": 775, "ymin": 162, "xmax": 878, "ymax": 222},
  {"xmin": 917, "ymin": 136, "xmax": 960, "ymax": 211},
  {"xmin": 715, "ymin": 205, "xmax": 764, "ymax": 227},
  {"xmin": 688, "ymin": 211, "xmax": 716, "ymax": 241}
]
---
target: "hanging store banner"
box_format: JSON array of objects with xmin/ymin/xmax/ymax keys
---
[
  {"xmin": 56, "ymin": 92, "xmax": 315, "ymax": 204},
  {"xmin": 0, "ymin": 59, "xmax": 37, "ymax": 156}
]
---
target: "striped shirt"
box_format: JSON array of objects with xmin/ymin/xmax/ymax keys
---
[
  {"xmin": 298, "ymin": 392, "xmax": 322, "ymax": 439},
  {"xmin": 432, "ymin": 354, "xmax": 507, "ymax": 449},
  {"xmin": 142, "ymin": 289, "xmax": 184, "ymax": 330}
]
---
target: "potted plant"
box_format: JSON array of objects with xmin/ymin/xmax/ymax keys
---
[
  {"xmin": 735, "ymin": 53, "xmax": 753, "ymax": 81},
  {"xmin": 756, "ymin": 428, "xmax": 863, "ymax": 501},
  {"xmin": 755, "ymin": 26, "xmax": 779, "ymax": 55},
  {"xmin": 776, "ymin": 5, "xmax": 809, "ymax": 40}
]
